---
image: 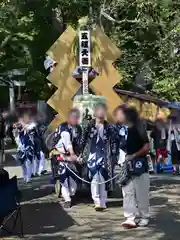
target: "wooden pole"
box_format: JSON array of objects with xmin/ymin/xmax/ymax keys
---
[{"xmin": 79, "ymin": 29, "xmax": 91, "ymax": 95}]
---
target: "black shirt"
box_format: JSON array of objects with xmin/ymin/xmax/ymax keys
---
[
  {"xmin": 126, "ymin": 125, "xmax": 149, "ymax": 155},
  {"xmin": 150, "ymin": 127, "xmax": 168, "ymax": 149}
]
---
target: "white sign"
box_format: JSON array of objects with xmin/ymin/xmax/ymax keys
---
[
  {"xmin": 82, "ymin": 68, "xmax": 89, "ymax": 94},
  {"xmin": 13, "ymin": 81, "xmax": 26, "ymax": 86},
  {"xmin": 79, "ymin": 30, "xmax": 91, "ymax": 67}
]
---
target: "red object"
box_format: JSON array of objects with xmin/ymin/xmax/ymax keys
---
[
  {"xmin": 57, "ymin": 156, "xmax": 63, "ymax": 161},
  {"xmin": 156, "ymin": 148, "xmax": 168, "ymax": 158}
]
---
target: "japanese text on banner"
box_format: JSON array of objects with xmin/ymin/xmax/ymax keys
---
[{"xmin": 79, "ymin": 30, "xmax": 91, "ymax": 67}]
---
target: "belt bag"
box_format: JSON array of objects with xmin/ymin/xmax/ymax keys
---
[
  {"xmin": 128, "ymin": 157, "xmax": 148, "ymax": 176},
  {"xmin": 119, "ymin": 160, "xmax": 130, "ymax": 186}
]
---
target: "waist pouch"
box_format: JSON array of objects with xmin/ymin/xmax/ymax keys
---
[
  {"xmin": 119, "ymin": 160, "xmax": 131, "ymax": 186},
  {"xmin": 128, "ymin": 157, "xmax": 148, "ymax": 176}
]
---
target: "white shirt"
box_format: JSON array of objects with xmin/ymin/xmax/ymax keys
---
[{"xmin": 55, "ymin": 131, "xmax": 72, "ymax": 153}]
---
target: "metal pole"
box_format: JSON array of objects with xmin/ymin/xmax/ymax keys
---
[
  {"xmin": 18, "ymin": 80, "xmax": 21, "ymax": 101},
  {"xmin": 9, "ymin": 85, "xmax": 15, "ymax": 112}
]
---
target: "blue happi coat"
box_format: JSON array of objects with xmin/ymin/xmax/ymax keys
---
[
  {"xmin": 81, "ymin": 120, "xmax": 117, "ymax": 190},
  {"xmin": 15, "ymin": 122, "xmax": 38, "ymax": 165},
  {"xmin": 53, "ymin": 122, "xmax": 82, "ymax": 183},
  {"xmin": 34, "ymin": 122, "xmax": 46, "ymax": 158}
]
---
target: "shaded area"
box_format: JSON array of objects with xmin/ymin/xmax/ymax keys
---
[
  {"xmin": 1, "ymin": 202, "xmax": 75, "ymax": 239},
  {"xmin": 32, "ymin": 236, "xmax": 69, "ymax": 240},
  {"xmin": 19, "ymin": 177, "xmax": 54, "ymax": 202},
  {"xmin": 21, "ymin": 202, "xmax": 75, "ymax": 235},
  {"xmin": 2, "ymin": 172, "xmax": 180, "ymax": 239},
  {"xmin": 0, "ymin": 173, "xmax": 75, "ymax": 239},
  {"xmin": 3, "ymin": 149, "xmax": 18, "ymax": 167},
  {"xmin": 56, "ymin": 177, "xmax": 180, "ymax": 240}
]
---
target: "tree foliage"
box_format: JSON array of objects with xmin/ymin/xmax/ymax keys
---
[
  {"xmin": 0, "ymin": 0, "xmax": 180, "ymax": 101},
  {"xmin": 106, "ymin": 0, "xmax": 180, "ymax": 101}
]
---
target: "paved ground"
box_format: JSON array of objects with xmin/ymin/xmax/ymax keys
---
[{"xmin": 2, "ymin": 149, "xmax": 180, "ymax": 240}]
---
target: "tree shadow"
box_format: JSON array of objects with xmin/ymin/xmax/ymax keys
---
[
  {"xmin": 2, "ymin": 173, "xmax": 180, "ymax": 239},
  {"xmin": 3, "ymin": 150, "xmax": 18, "ymax": 167},
  {"xmin": 59, "ymin": 180, "xmax": 180, "ymax": 240},
  {"xmin": 150, "ymin": 203, "xmax": 180, "ymax": 239},
  {"xmin": 31, "ymin": 236, "xmax": 69, "ymax": 240},
  {"xmin": 20, "ymin": 183, "xmax": 54, "ymax": 203},
  {"xmin": 22, "ymin": 202, "xmax": 76, "ymax": 235},
  {"xmin": 1, "ymin": 201, "xmax": 76, "ymax": 239}
]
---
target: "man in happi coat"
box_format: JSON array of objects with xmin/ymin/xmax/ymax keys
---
[
  {"xmin": 81, "ymin": 103, "xmax": 117, "ymax": 211},
  {"xmin": 52, "ymin": 109, "xmax": 82, "ymax": 208},
  {"xmin": 13, "ymin": 112, "xmax": 38, "ymax": 183},
  {"xmin": 33, "ymin": 116, "xmax": 47, "ymax": 176}
]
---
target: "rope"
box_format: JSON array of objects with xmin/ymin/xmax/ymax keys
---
[
  {"xmin": 65, "ymin": 163, "xmax": 121, "ymax": 185},
  {"xmin": 55, "ymin": 162, "xmax": 174, "ymax": 189}
]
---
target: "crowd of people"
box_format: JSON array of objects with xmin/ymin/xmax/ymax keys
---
[
  {"xmin": 48, "ymin": 103, "xmax": 151, "ymax": 229},
  {"xmin": 148, "ymin": 113, "xmax": 180, "ymax": 174},
  {"xmin": 1, "ymin": 103, "xmax": 180, "ymax": 230}
]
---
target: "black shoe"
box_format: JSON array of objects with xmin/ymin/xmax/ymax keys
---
[
  {"xmin": 41, "ymin": 170, "xmax": 47, "ymax": 175},
  {"xmin": 31, "ymin": 173, "xmax": 39, "ymax": 178},
  {"xmin": 64, "ymin": 201, "xmax": 71, "ymax": 208}
]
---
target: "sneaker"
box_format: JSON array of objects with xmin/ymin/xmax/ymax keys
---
[
  {"xmin": 64, "ymin": 201, "xmax": 71, "ymax": 208},
  {"xmin": 138, "ymin": 218, "xmax": 149, "ymax": 227},
  {"xmin": 121, "ymin": 219, "xmax": 137, "ymax": 229},
  {"xmin": 94, "ymin": 204, "xmax": 106, "ymax": 211}
]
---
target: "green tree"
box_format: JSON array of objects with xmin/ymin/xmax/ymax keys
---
[
  {"xmin": 0, "ymin": 0, "xmax": 180, "ymax": 101},
  {"xmin": 101, "ymin": 0, "xmax": 180, "ymax": 101}
]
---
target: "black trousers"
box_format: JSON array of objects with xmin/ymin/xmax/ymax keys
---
[{"xmin": 171, "ymin": 141, "xmax": 180, "ymax": 164}]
